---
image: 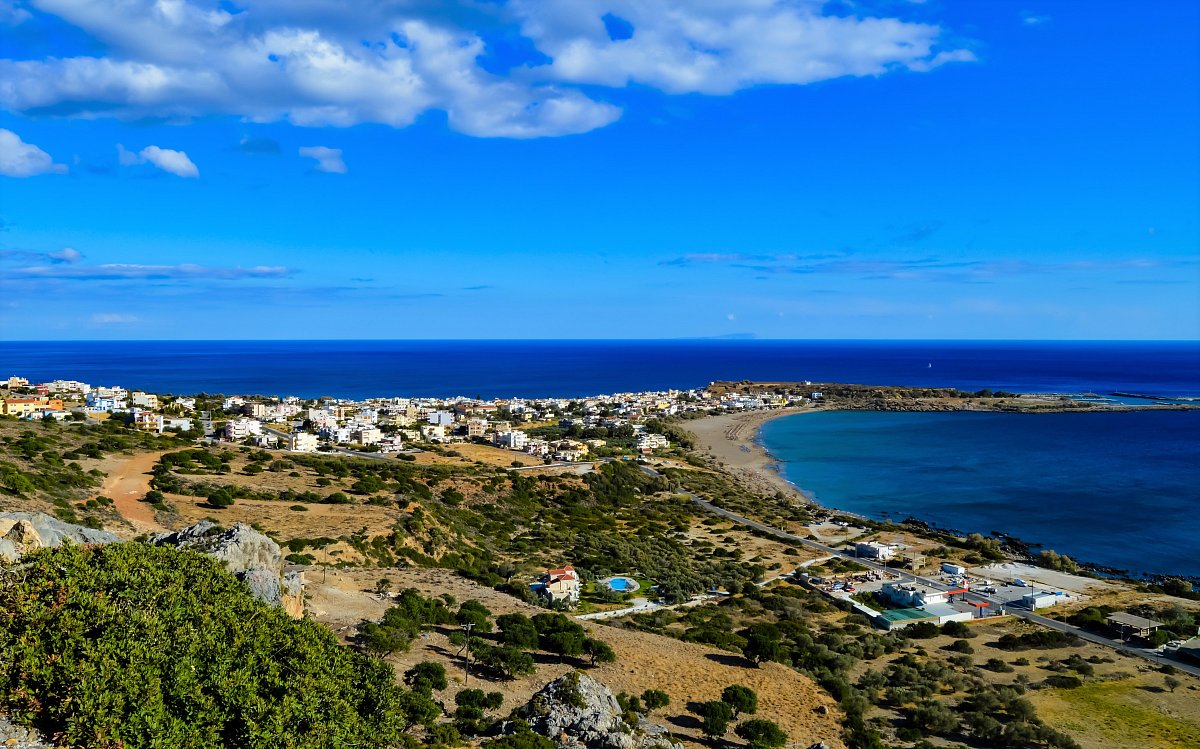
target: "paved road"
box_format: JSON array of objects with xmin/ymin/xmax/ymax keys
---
[{"xmin": 640, "ymin": 465, "xmax": 1200, "ymax": 678}]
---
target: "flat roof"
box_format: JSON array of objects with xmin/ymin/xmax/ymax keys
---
[
  {"xmin": 1106, "ymin": 612, "xmax": 1164, "ymax": 628},
  {"xmin": 879, "ymin": 608, "xmax": 936, "ymax": 622}
]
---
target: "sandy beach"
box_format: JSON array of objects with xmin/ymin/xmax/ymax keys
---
[{"xmin": 684, "ymin": 407, "xmax": 822, "ymax": 503}]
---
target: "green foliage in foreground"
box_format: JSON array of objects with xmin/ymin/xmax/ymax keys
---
[{"xmin": 0, "ymin": 542, "xmax": 430, "ymax": 749}]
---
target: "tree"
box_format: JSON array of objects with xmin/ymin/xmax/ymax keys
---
[
  {"xmin": 357, "ymin": 620, "xmax": 413, "ymax": 658},
  {"xmin": 404, "ymin": 662, "xmax": 447, "ymax": 696},
  {"xmin": 742, "ymin": 630, "xmax": 782, "ymax": 665},
  {"xmin": 1165, "ymin": 675, "xmax": 1181, "ymax": 693},
  {"xmin": 474, "ymin": 645, "xmax": 536, "ymax": 679},
  {"xmin": 641, "ymin": 689, "xmax": 670, "ymax": 713},
  {"xmin": 397, "ymin": 690, "xmax": 441, "ymax": 731},
  {"xmin": 375, "ymin": 577, "xmax": 393, "ymax": 595},
  {"xmin": 457, "ymin": 600, "xmax": 493, "ymax": 633},
  {"xmin": 497, "ymin": 613, "xmax": 540, "ymax": 649},
  {"xmin": 483, "ymin": 721, "xmax": 556, "ymax": 749},
  {"xmin": 698, "ymin": 700, "xmax": 733, "ymax": 739},
  {"xmin": 721, "ymin": 684, "xmax": 758, "ymax": 718},
  {"xmin": 583, "ymin": 637, "xmax": 616, "ymax": 666},
  {"xmin": 735, "ymin": 719, "xmax": 787, "ymax": 749},
  {"xmin": 907, "ymin": 701, "xmax": 958, "ymax": 735}
]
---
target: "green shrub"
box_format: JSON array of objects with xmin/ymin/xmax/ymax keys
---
[{"xmin": 0, "ymin": 542, "xmax": 430, "ymax": 748}]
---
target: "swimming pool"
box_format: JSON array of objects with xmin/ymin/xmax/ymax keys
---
[{"xmin": 605, "ymin": 577, "xmax": 639, "ymax": 593}]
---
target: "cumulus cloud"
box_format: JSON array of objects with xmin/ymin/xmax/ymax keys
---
[
  {"xmin": 515, "ymin": 1, "xmax": 975, "ymax": 94},
  {"xmin": 299, "ymin": 145, "xmax": 346, "ymax": 173},
  {"xmin": 0, "ymin": 0, "xmax": 973, "ymax": 138},
  {"xmin": 0, "ymin": 128, "xmax": 67, "ymax": 177},
  {"xmin": 118, "ymin": 144, "xmax": 199, "ymax": 177}
]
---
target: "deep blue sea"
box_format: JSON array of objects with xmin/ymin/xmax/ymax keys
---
[
  {"xmin": 0, "ymin": 340, "xmax": 1197, "ymax": 400},
  {"xmin": 761, "ymin": 410, "xmax": 1200, "ymax": 578}
]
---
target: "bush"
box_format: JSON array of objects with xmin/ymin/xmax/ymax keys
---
[
  {"xmin": 734, "ymin": 719, "xmax": 787, "ymax": 749},
  {"xmin": 0, "ymin": 543, "xmax": 431, "ymax": 748},
  {"xmin": 721, "ymin": 684, "xmax": 758, "ymax": 717},
  {"xmin": 983, "ymin": 658, "xmax": 1015, "ymax": 673}
]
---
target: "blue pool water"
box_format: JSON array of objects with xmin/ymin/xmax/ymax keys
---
[
  {"xmin": 760, "ymin": 409, "xmax": 1200, "ymax": 578},
  {"xmin": 607, "ymin": 577, "xmax": 636, "ymax": 591}
]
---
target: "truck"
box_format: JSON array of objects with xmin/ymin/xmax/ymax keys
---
[{"xmin": 941, "ymin": 562, "xmax": 967, "ymax": 576}]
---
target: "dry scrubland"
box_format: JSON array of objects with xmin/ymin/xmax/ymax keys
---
[
  {"xmin": 307, "ymin": 567, "xmax": 845, "ymax": 748},
  {"xmin": 5, "ymin": 413, "xmax": 1200, "ymax": 749}
]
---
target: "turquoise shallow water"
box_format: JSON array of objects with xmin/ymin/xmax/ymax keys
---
[{"xmin": 760, "ymin": 410, "xmax": 1200, "ymax": 578}]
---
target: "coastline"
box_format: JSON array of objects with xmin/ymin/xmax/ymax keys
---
[
  {"xmin": 685, "ymin": 407, "xmax": 825, "ymax": 508},
  {"xmin": 686, "ymin": 407, "xmax": 1199, "ymax": 581}
]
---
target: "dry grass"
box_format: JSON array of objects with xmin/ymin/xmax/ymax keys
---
[{"xmin": 306, "ymin": 567, "xmax": 846, "ymax": 749}]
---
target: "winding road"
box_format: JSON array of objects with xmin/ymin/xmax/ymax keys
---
[{"xmin": 637, "ymin": 464, "xmax": 1200, "ymax": 678}]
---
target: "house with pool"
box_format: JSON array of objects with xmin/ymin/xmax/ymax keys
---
[{"xmin": 531, "ymin": 565, "xmax": 581, "ymax": 605}]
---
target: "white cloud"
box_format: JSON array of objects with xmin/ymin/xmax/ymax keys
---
[
  {"xmin": 18, "ymin": 262, "xmax": 290, "ymax": 280},
  {"xmin": 0, "ymin": 1, "xmax": 971, "ymax": 138},
  {"xmin": 117, "ymin": 143, "xmax": 199, "ymax": 177},
  {"xmin": 47, "ymin": 247, "xmax": 82, "ymax": 263},
  {"xmin": 140, "ymin": 145, "xmax": 199, "ymax": 177},
  {"xmin": 299, "ymin": 145, "xmax": 346, "ymax": 173},
  {"xmin": 514, "ymin": 1, "xmax": 975, "ymax": 94},
  {"xmin": 90, "ymin": 312, "xmax": 138, "ymax": 324},
  {"xmin": 0, "ymin": 128, "xmax": 67, "ymax": 177}
]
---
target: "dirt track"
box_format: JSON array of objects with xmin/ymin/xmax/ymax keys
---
[{"xmin": 100, "ymin": 451, "xmax": 166, "ymax": 534}]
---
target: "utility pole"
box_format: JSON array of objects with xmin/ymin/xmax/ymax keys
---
[{"xmin": 461, "ymin": 622, "xmax": 474, "ymax": 685}]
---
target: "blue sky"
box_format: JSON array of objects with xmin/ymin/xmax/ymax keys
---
[{"xmin": 0, "ymin": 0, "xmax": 1196, "ymax": 340}]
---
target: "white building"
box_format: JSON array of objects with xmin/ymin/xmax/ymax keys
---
[
  {"xmin": 129, "ymin": 409, "xmax": 164, "ymax": 433},
  {"xmin": 881, "ymin": 582, "xmax": 949, "ymax": 608},
  {"xmin": 45, "ymin": 379, "xmax": 91, "ymax": 395},
  {"xmin": 130, "ymin": 392, "xmax": 159, "ymax": 409},
  {"xmin": 289, "ymin": 431, "xmax": 319, "ymax": 452},
  {"xmin": 1021, "ymin": 590, "xmax": 1065, "ymax": 610},
  {"xmin": 636, "ymin": 433, "xmax": 670, "ymax": 452},
  {"xmin": 427, "ymin": 410, "xmax": 454, "ymax": 426},
  {"xmin": 378, "ymin": 435, "xmax": 404, "ymax": 453},
  {"xmin": 225, "ymin": 418, "xmax": 263, "ymax": 441},
  {"xmin": 85, "ymin": 393, "xmax": 126, "ymax": 412},
  {"xmin": 163, "ymin": 417, "xmax": 192, "ymax": 432},
  {"xmin": 421, "ymin": 424, "xmax": 448, "ymax": 442},
  {"xmin": 495, "ymin": 430, "xmax": 528, "ymax": 450},
  {"xmin": 855, "ymin": 542, "xmax": 897, "ymax": 561}
]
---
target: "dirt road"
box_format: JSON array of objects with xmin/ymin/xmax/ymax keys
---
[{"xmin": 100, "ymin": 451, "xmax": 166, "ymax": 533}]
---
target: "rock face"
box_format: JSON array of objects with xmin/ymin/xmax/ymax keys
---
[
  {"xmin": 0, "ymin": 515, "xmax": 303, "ymax": 616},
  {"xmin": 517, "ymin": 673, "xmax": 681, "ymax": 749},
  {"xmin": 0, "ymin": 512, "xmax": 119, "ymax": 562},
  {"xmin": 151, "ymin": 521, "xmax": 303, "ymax": 615}
]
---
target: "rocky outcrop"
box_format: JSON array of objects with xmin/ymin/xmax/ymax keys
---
[
  {"xmin": 516, "ymin": 672, "xmax": 681, "ymax": 749},
  {"xmin": 0, "ymin": 512, "xmax": 119, "ymax": 562},
  {"xmin": 150, "ymin": 521, "xmax": 303, "ymax": 616},
  {"xmin": 0, "ymin": 715, "xmax": 51, "ymax": 749}
]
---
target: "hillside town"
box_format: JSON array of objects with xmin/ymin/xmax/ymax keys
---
[{"xmin": 1, "ymin": 374, "xmax": 809, "ymax": 462}]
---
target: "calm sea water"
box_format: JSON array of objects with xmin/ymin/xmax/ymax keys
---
[
  {"xmin": 761, "ymin": 410, "xmax": 1200, "ymax": 578},
  {"xmin": 0, "ymin": 340, "xmax": 1197, "ymax": 400}
]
